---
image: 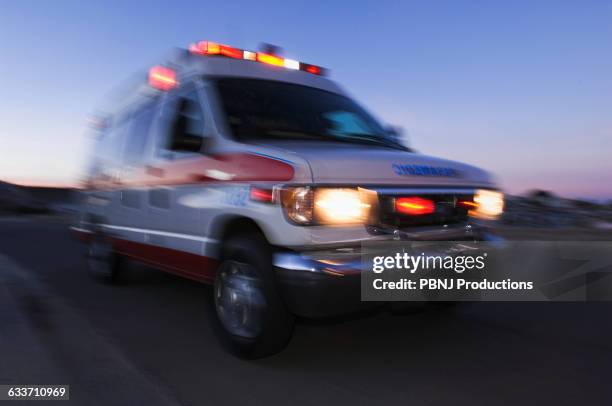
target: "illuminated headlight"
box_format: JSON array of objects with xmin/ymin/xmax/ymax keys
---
[
  {"xmin": 315, "ymin": 188, "xmax": 371, "ymax": 225},
  {"xmin": 470, "ymin": 189, "xmax": 504, "ymax": 220},
  {"xmin": 281, "ymin": 187, "xmax": 372, "ymax": 225}
]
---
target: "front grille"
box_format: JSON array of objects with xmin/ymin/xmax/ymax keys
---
[{"xmin": 376, "ymin": 191, "xmax": 474, "ymax": 229}]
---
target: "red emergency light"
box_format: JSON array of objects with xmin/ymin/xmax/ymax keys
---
[
  {"xmin": 188, "ymin": 40, "xmax": 326, "ymax": 76},
  {"xmin": 395, "ymin": 197, "xmax": 435, "ymax": 216},
  {"xmin": 189, "ymin": 41, "xmax": 243, "ymax": 59},
  {"xmin": 148, "ymin": 65, "xmax": 178, "ymax": 91},
  {"xmin": 301, "ymin": 63, "xmax": 322, "ymax": 75},
  {"xmin": 250, "ymin": 187, "xmax": 274, "ymax": 203}
]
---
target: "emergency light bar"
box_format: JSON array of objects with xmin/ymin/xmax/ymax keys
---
[{"xmin": 188, "ymin": 40, "xmax": 326, "ymax": 76}]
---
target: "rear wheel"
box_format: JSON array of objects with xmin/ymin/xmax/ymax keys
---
[
  {"xmin": 213, "ymin": 233, "xmax": 294, "ymax": 358},
  {"xmin": 87, "ymin": 230, "xmax": 121, "ymax": 283}
]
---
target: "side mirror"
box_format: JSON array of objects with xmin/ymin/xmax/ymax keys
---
[{"xmin": 385, "ymin": 125, "xmax": 409, "ymax": 147}]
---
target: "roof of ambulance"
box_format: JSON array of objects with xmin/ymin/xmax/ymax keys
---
[
  {"xmin": 92, "ymin": 48, "xmax": 345, "ymax": 124},
  {"xmin": 178, "ymin": 52, "xmax": 345, "ymax": 95}
]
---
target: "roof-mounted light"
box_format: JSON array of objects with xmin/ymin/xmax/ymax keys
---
[
  {"xmin": 189, "ymin": 41, "xmax": 243, "ymax": 59},
  {"xmin": 243, "ymin": 50, "xmax": 257, "ymax": 61},
  {"xmin": 284, "ymin": 58, "xmax": 300, "ymax": 70},
  {"xmin": 148, "ymin": 65, "xmax": 178, "ymax": 91},
  {"xmin": 188, "ymin": 40, "xmax": 326, "ymax": 75},
  {"xmin": 300, "ymin": 63, "xmax": 323, "ymax": 75},
  {"xmin": 256, "ymin": 52, "xmax": 284, "ymax": 67}
]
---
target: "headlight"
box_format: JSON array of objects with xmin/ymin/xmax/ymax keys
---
[
  {"xmin": 470, "ymin": 189, "xmax": 504, "ymax": 220},
  {"xmin": 315, "ymin": 188, "xmax": 370, "ymax": 225},
  {"xmin": 281, "ymin": 187, "xmax": 314, "ymax": 224},
  {"xmin": 281, "ymin": 187, "xmax": 372, "ymax": 225}
]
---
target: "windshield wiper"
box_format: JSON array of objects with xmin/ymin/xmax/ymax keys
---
[
  {"xmin": 252, "ymin": 130, "xmax": 411, "ymax": 151},
  {"xmin": 335, "ymin": 133, "xmax": 410, "ymax": 151},
  {"xmin": 263, "ymin": 130, "xmax": 336, "ymax": 140}
]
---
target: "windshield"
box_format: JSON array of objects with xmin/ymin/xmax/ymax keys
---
[{"xmin": 213, "ymin": 78, "xmax": 404, "ymax": 149}]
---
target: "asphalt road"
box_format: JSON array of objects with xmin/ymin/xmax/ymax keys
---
[{"xmin": 1, "ymin": 216, "xmax": 611, "ymax": 405}]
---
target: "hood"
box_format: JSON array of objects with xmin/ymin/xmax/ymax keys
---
[{"xmin": 254, "ymin": 141, "xmax": 496, "ymax": 188}]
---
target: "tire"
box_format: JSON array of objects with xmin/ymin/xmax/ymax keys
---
[
  {"xmin": 213, "ymin": 233, "xmax": 294, "ymax": 359},
  {"xmin": 86, "ymin": 229, "xmax": 122, "ymax": 284}
]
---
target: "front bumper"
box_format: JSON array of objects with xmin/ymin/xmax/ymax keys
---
[{"xmin": 274, "ymin": 222, "xmax": 502, "ymax": 317}]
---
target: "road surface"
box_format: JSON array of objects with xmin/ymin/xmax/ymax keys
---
[{"xmin": 0, "ymin": 216, "xmax": 610, "ymax": 405}]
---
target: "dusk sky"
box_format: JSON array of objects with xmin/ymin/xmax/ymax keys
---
[{"xmin": 1, "ymin": 1, "xmax": 611, "ymax": 199}]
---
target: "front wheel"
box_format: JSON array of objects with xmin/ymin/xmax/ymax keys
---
[{"xmin": 213, "ymin": 234, "xmax": 294, "ymax": 358}]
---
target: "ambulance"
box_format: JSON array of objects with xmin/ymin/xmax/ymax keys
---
[{"xmin": 75, "ymin": 41, "xmax": 504, "ymax": 358}]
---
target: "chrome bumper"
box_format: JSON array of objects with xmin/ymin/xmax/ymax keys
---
[{"xmin": 273, "ymin": 223, "xmax": 504, "ymax": 277}]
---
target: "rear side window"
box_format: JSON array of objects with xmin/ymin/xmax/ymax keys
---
[{"xmin": 123, "ymin": 106, "xmax": 155, "ymax": 165}]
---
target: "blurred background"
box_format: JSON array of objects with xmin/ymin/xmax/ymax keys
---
[
  {"xmin": 1, "ymin": 3, "xmax": 612, "ymax": 404},
  {"xmin": 1, "ymin": 0, "xmax": 611, "ymax": 225}
]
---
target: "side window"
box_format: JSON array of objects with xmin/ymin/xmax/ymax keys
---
[
  {"xmin": 123, "ymin": 106, "xmax": 155, "ymax": 166},
  {"xmin": 157, "ymin": 85, "xmax": 206, "ymax": 157},
  {"xmin": 175, "ymin": 90, "xmax": 205, "ymax": 140}
]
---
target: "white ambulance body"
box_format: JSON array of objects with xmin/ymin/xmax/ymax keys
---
[{"xmin": 75, "ymin": 41, "xmax": 504, "ymax": 358}]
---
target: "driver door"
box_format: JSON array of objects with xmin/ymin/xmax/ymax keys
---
[{"xmin": 144, "ymin": 81, "xmax": 214, "ymax": 264}]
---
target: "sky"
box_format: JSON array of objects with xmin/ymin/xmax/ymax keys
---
[{"xmin": 0, "ymin": 0, "xmax": 611, "ymax": 199}]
